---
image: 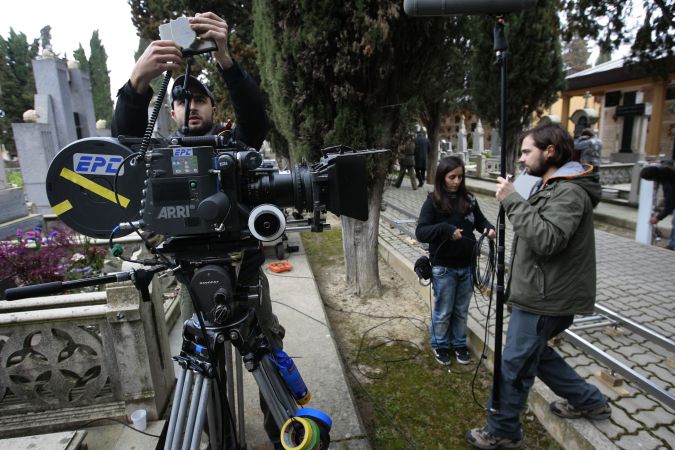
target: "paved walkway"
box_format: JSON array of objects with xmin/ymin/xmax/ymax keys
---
[{"xmin": 379, "ymin": 177, "xmax": 675, "ymax": 450}]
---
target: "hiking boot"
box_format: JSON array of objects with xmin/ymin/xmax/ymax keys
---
[
  {"xmin": 454, "ymin": 347, "xmax": 471, "ymax": 364},
  {"xmin": 466, "ymin": 426, "xmax": 523, "ymax": 449},
  {"xmin": 432, "ymin": 348, "xmax": 452, "ymax": 366},
  {"xmin": 550, "ymin": 399, "xmax": 611, "ymax": 420}
]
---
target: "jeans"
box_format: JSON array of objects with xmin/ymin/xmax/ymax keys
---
[
  {"xmin": 487, "ymin": 308, "xmax": 607, "ymax": 439},
  {"xmin": 430, "ymin": 265, "xmax": 473, "ymax": 350}
]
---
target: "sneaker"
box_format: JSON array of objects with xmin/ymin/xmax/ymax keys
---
[
  {"xmin": 550, "ymin": 399, "xmax": 611, "ymax": 420},
  {"xmin": 454, "ymin": 347, "xmax": 471, "ymax": 365},
  {"xmin": 432, "ymin": 348, "xmax": 452, "ymax": 365},
  {"xmin": 466, "ymin": 426, "xmax": 523, "ymax": 449}
]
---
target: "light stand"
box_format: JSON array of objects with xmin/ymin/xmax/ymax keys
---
[{"xmin": 491, "ymin": 15, "xmax": 508, "ymax": 414}]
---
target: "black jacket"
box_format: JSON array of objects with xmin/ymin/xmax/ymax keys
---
[
  {"xmin": 415, "ymin": 193, "xmax": 494, "ymax": 268},
  {"xmin": 111, "ymin": 62, "xmax": 270, "ymax": 150}
]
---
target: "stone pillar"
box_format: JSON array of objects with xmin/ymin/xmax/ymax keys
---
[
  {"xmin": 106, "ymin": 280, "xmax": 175, "ymax": 420},
  {"xmin": 457, "ymin": 115, "xmax": 468, "ymax": 154},
  {"xmin": 490, "ymin": 128, "xmax": 501, "ymax": 157},
  {"xmin": 472, "ymin": 120, "xmax": 485, "ymax": 156}
]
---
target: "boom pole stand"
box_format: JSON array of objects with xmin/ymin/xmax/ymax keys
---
[{"xmin": 490, "ymin": 15, "xmax": 509, "ymax": 415}]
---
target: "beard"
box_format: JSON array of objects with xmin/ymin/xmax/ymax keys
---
[
  {"xmin": 188, "ymin": 118, "xmax": 214, "ymax": 136},
  {"xmin": 524, "ymin": 153, "xmax": 549, "ymax": 177}
]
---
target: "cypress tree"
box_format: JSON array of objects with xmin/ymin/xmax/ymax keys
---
[
  {"xmin": 0, "ymin": 29, "xmax": 37, "ymax": 156},
  {"xmin": 468, "ymin": 0, "xmax": 566, "ymax": 173},
  {"xmin": 73, "ymin": 44, "xmax": 89, "ymax": 74},
  {"xmin": 88, "ymin": 31, "xmax": 113, "ymax": 123}
]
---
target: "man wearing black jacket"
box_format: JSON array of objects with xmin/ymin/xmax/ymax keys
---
[{"xmin": 111, "ymin": 12, "xmax": 284, "ymax": 448}]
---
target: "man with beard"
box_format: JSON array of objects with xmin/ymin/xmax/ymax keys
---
[
  {"xmin": 111, "ymin": 12, "xmax": 267, "ymax": 149},
  {"xmin": 466, "ymin": 123, "xmax": 611, "ymax": 449},
  {"xmin": 111, "ymin": 12, "xmax": 285, "ymax": 450}
]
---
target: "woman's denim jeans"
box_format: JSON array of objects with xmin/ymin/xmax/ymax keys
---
[{"xmin": 430, "ymin": 265, "xmax": 473, "ymax": 350}]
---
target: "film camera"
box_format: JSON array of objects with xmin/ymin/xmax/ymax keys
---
[{"xmin": 45, "ymin": 134, "xmax": 370, "ymax": 241}]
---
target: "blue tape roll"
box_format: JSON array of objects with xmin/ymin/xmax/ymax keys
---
[{"xmin": 295, "ymin": 408, "xmax": 332, "ymax": 431}]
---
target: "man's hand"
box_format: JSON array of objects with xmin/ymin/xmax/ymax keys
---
[
  {"xmin": 650, "ymin": 213, "xmax": 658, "ymax": 225},
  {"xmin": 452, "ymin": 228, "xmax": 463, "ymax": 241},
  {"xmin": 495, "ymin": 176, "xmax": 516, "ymax": 203},
  {"xmin": 190, "ymin": 12, "xmax": 233, "ymax": 70},
  {"xmin": 130, "ymin": 40, "xmax": 182, "ymax": 95},
  {"xmin": 484, "ymin": 228, "xmax": 497, "ymax": 240}
]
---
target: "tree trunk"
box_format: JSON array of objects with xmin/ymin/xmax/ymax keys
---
[
  {"xmin": 341, "ymin": 152, "xmax": 388, "ymax": 298},
  {"xmin": 423, "ymin": 101, "xmax": 442, "ymax": 184}
]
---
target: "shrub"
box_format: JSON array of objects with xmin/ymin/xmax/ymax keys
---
[{"xmin": 0, "ymin": 226, "xmax": 107, "ymax": 286}]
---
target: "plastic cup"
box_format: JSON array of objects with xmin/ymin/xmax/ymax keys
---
[{"xmin": 130, "ymin": 408, "xmax": 147, "ymax": 431}]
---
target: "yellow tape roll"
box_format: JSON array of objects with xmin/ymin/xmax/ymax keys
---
[{"xmin": 280, "ymin": 416, "xmax": 314, "ymax": 450}]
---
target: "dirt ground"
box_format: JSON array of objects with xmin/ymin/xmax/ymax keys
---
[{"xmin": 301, "ymin": 216, "xmax": 560, "ymax": 450}]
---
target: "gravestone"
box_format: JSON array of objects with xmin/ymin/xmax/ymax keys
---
[
  {"xmin": 472, "ymin": 119, "xmax": 485, "ymax": 156},
  {"xmin": 12, "ymin": 53, "xmax": 99, "ymax": 215},
  {"xmin": 490, "ymin": 128, "xmax": 501, "ymax": 157},
  {"xmin": 0, "ymin": 156, "xmax": 43, "ymax": 240},
  {"xmin": 610, "ymin": 91, "xmax": 648, "ymax": 163},
  {"xmin": 457, "ymin": 115, "xmax": 468, "ymax": 154}
]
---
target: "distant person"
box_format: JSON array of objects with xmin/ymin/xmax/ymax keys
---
[
  {"xmin": 415, "ymin": 128, "xmax": 432, "ymax": 187},
  {"xmin": 415, "ymin": 156, "xmax": 495, "ymax": 367},
  {"xmin": 467, "ymin": 123, "xmax": 610, "ymax": 450},
  {"xmin": 641, "ymin": 161, "xmax": 675, "ymax": 250},
  {"xmin": 574, "ymin": 128, "xmax": 602, "ymax": 181},
  {"xmin": 394, "ymin": 132, "xmax": 417, "ymax": 190}
]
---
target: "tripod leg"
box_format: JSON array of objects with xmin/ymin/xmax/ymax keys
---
[
  {"xmin": 189, "ymin": 377, "xmax": 212, "ymax": 450},
  {"xmin": 165, "ymin": 366, "xmax": 187, "ymax": 450},
  {"xmin": 224, "ymin": 341, "xmax": 236, "ymax": 426},
  {"xmin": 181, "ymin": 373, "xmax": 204, "ymax": 450},
  {"xmin": 251, "ymin": 355, "xmax": 298, "ymax": 428},
  {"xmin": 235, "ymin": 351, "xmax": 246, "ymax": 447},
  {"xmin": 170, "ymin": 369, "xmax": 194, "ymax": 450},
  {"xmin": 207, "ymin": 381, "xmax": 223, "ymax": 450}
]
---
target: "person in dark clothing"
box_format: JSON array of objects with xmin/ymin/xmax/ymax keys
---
[
  {"xmin": 573, "ymin": 128, "xmax": 602, "ymax": 182},
  {"xmin": 394, "ymin": 134, "xmax": 417, "ymax": 189},
  {"xmin": 415, "ymin": 156, "xmax": 496, "ymax": 367},
  {"xmin": 111, "ymin": 12, "xmax": 269, "ymax": 148},
  {"xmin": 641, "ymin": 161, "xmax": 675, "ymax": 250},
  {"xmin": 110, "ymin": 12, "xmax": 283, "ymax": 448},
  {"xmin": 467, "ymin": 123, "xmax": 610, "ymax": 450},
  {"xmin": 414, "ymin": 129, "xmax": 432, "ymax": 187}
]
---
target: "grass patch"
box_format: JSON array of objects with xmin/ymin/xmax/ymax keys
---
[
  {"xmin": 301, "ymin": 228, "xmax": 562, "ymax": 450},
  {"xmin": 6, "ymin": 170, "xmax": 23, "ymax": 187}
]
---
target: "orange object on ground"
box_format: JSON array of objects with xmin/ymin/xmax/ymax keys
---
[{"xmin": 268, "ymin": 261, "xmax": 293, "ymax": 273}]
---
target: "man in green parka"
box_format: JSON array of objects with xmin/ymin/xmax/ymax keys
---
[{"xmin": 467, "ymin": 123, "xmax": 611, "ymax": 449}]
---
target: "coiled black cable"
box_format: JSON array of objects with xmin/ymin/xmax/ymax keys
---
[{"xmin": 138, "ymin": 70, "xmax": 173, "ymax": 162}]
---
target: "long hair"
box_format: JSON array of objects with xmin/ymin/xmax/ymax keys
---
[{"xmin": 432, "ymin": 156, "xmax": 471, "ymax": 215}]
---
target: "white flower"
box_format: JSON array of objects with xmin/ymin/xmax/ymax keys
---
[{"xmin": 71, "ymin": 253, "xmax": 86, "ymax": 262}]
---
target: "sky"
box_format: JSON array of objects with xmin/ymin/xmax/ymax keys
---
[
  {"xmin": 1, "ymin": 0, "xmax": 643, "ymax": 101},
  {"xmin": 1, "ymin": 0, "xmax": 139, "ymax": 100}
]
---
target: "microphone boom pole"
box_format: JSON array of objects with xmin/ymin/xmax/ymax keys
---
[{"xmin": 492, "ymin": 15, "xmax": 508, "ymax": 414}]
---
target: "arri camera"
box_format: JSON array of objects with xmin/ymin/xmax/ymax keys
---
[{"xmin": 45, "ymin": 133, "xmax": 371, "ymax": 242}]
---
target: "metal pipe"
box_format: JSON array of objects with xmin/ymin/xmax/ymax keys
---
[
  {"xmin": 181, "ymin": 373, "xmax": 204, "ymax": 450},
  {"xmin": 190, "ymin": 378, "xmax": 211, "ymax": 450},
  {"xmin": 235, "ymin": 351, "xmax": 246, "ymax": 447},
  {"xmin": 595, "ymin": 303, "xmax": 675, "ymax": 353},
  {"xmin": 170, "ymin": 369, "xmax": 194, "ymax": 450},
  {"xmin": 564, "ymin": 330, "xmax": 675, "ymax": 411},
  {"xmin": 165, "ymin": 366, "xmax": 187, "ymax": 450}
]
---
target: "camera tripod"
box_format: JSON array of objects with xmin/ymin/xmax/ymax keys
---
[
  {"xmin": 4, "ymin": 233, "xmax": 331, "ymax": 450},
  {"xmin": 158, "ymin": 234, "xmax": 329, "ymax": 450}
]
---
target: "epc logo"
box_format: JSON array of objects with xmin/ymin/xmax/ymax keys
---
[{"xmin": 73, "ymin": 153, "xmax": 124, "ymax": 176}]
